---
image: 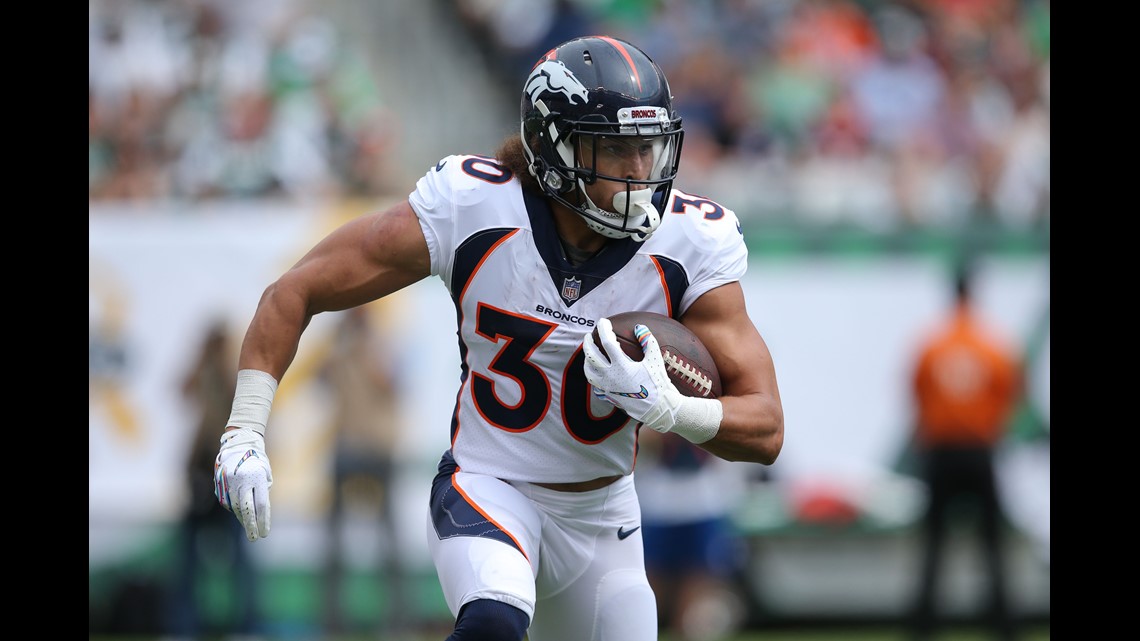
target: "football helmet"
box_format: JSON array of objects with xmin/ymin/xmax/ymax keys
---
[{"xmin": 521, "ymin": 36, "xmax": 684, "ymax": 242}]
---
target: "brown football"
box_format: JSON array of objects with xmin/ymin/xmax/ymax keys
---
[{"xmin": 592, "ymin": 311, "xmax": 722, "ymax": 399}]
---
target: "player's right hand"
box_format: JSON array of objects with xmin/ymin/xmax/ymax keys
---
[
  {"xmin": 582, "ymin": 318, "xmax": 683, "ymax": 434},
  {"xmin": 215, "ymin": 427, "xmax": 273, "ymax": 541}
]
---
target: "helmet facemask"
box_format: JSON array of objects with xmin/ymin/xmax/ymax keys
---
[{"xmin": 523, "ymin": 104, "xmax": 683, "ymax": 242}]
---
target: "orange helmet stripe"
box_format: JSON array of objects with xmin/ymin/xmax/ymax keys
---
[{"xmin": 596, "ymin": 35, "xmax": 642, "ymax": 92}]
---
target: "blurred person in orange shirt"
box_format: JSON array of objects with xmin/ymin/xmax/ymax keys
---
[{"xmin": 908, "ymin": 259, "xmax": 1022, "ymax": 641}]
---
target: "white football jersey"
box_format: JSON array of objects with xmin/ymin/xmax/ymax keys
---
[{"xmin": 409, "ymin": 154, "xmax": 747, "ymax": 483}]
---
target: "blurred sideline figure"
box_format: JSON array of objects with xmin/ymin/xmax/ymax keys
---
[
  {"xmin": 169, "ymin": 320, "xmax": 261, "ymax": 639},
  {"xmin": 317, "ymin": 306, "xmax": 409, "ymax": 637},
  {"xmin": 908, "ymin": 260, "xmax": 1022, "ymax": 641},
  {"xmin": 634, "ymin": 430, "xmax": 747, "ymax": 641}
]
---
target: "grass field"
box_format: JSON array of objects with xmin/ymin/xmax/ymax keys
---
[
  {"xmin": 680, "ymin": 628, "xmax": 1050, "ymax": 641},
  {"xmin": 92, "ymin": 625, "xmax": 1051, "ymax": 641}
]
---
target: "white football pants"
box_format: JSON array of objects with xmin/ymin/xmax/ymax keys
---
[{"xmin": 426, "ymin": 470, "xmax": 658, "ymax": 641}]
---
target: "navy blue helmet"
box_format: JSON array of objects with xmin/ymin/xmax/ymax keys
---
[{"xmin": 520, "ymin": 36, "xmax": 684, "ymax": 242}]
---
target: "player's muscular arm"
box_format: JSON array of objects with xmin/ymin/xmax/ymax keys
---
[
  {"xmin": 681, "ymin": 282, "xmax": 784, "ymax": 464},
  {"xmin": 238, "ymin": 200, "xmax": 431, "ymax": 381}
]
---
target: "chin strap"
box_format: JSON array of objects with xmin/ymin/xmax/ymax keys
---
[{"xmin": 580, "ymin": 186, "xmax": 662, "ymax": 242}]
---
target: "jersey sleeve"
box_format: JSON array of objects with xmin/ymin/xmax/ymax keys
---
[
  {"xmin": 677, "ymin": 203, "xmax": 748, "ymax": 315},
  {"xmin": 407, "ymin": 156, "xmax": 461, "ymax": 279},
  {"xmin": 407, "ymin": 154, "xmax": 522, "ymax": 287}
]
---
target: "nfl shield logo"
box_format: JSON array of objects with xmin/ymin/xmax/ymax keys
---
[{"xmin": 561, "ymin": 276, "xmax": 582, "ymax": 302}]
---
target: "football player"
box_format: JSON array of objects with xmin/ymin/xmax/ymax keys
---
[{"xmin": 213, "ymin": 35, "xmax": 784, "ymax": 641}]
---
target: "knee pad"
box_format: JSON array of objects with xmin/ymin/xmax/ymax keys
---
[
  {"xmin": 595, "ymin": 569, "xmax": 658, "ymax": 641},
  {"xmin": 447, "ymin": 598, "xmax": 530, "ymax": 641}
]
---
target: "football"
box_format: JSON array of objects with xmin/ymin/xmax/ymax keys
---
[{"xmin": 592, "ymin": 311, "xmax": 722, "ymax": 398}]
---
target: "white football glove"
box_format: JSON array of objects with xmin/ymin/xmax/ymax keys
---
[
  {"xmin": 582, "ymin": 318, "xmax": 684, "ymax": 434},
  {"xmin": 215, "ymin": 428, "xmax": 273, "ymax": 541}
]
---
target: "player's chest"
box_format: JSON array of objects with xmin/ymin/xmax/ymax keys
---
[
  {"xmin": 455, "ymin": 236, "xmax": 673, "ymax": 358},
  {"xmin": 461, "ymin": 236, "xmax": 668, "ymax": 311}
]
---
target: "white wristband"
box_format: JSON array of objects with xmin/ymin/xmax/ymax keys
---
[
  {"xmin": 670, "ymin": 397, "xmax": 723, "ymax": 444},
  {"xmin": 227, "ymin": 369, "xmax": 279, "ymax": 436}
]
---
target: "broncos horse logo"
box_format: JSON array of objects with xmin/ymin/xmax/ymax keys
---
[{"xmin": 525, "ymin": 59, "xmax": 590, "ymax": 106}]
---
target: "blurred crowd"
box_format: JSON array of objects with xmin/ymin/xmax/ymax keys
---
[
  {"xmin": 90, "ymin": 0, "xmax": 1049, "ymax": 232},
  {"xmin": 455, "ymin": 0, "xmax": 1050, "ymax": 231},
  {"xmin": 88, "ymin": 0, "xmax": 403, "ymax": 203}
]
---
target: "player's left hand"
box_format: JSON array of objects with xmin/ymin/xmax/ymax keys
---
[
  {"xmin": 582, "ymin": 317, "xmax": 683, "ymax": 433},
  {"xmin": 214, "ymin": 428, "xmax": 273, "ymax": 541}
]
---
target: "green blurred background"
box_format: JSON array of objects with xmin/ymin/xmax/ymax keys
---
[{"xmin": 90, "ymin": 0, "xmax": 1049, "ymax": 638}]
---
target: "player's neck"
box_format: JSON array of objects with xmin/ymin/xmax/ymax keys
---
[
  {"xmin": 549, "ymin": 200, "xmax": 608, "ymax": 257},
  {"xmin": 560, "ymin": 239, "xmax": 598, "ymax": 266}
]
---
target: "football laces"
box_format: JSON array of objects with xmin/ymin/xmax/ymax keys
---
[{"xmin": 662, "ymin": 350, "xmax": 713, "ymax": 397}]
